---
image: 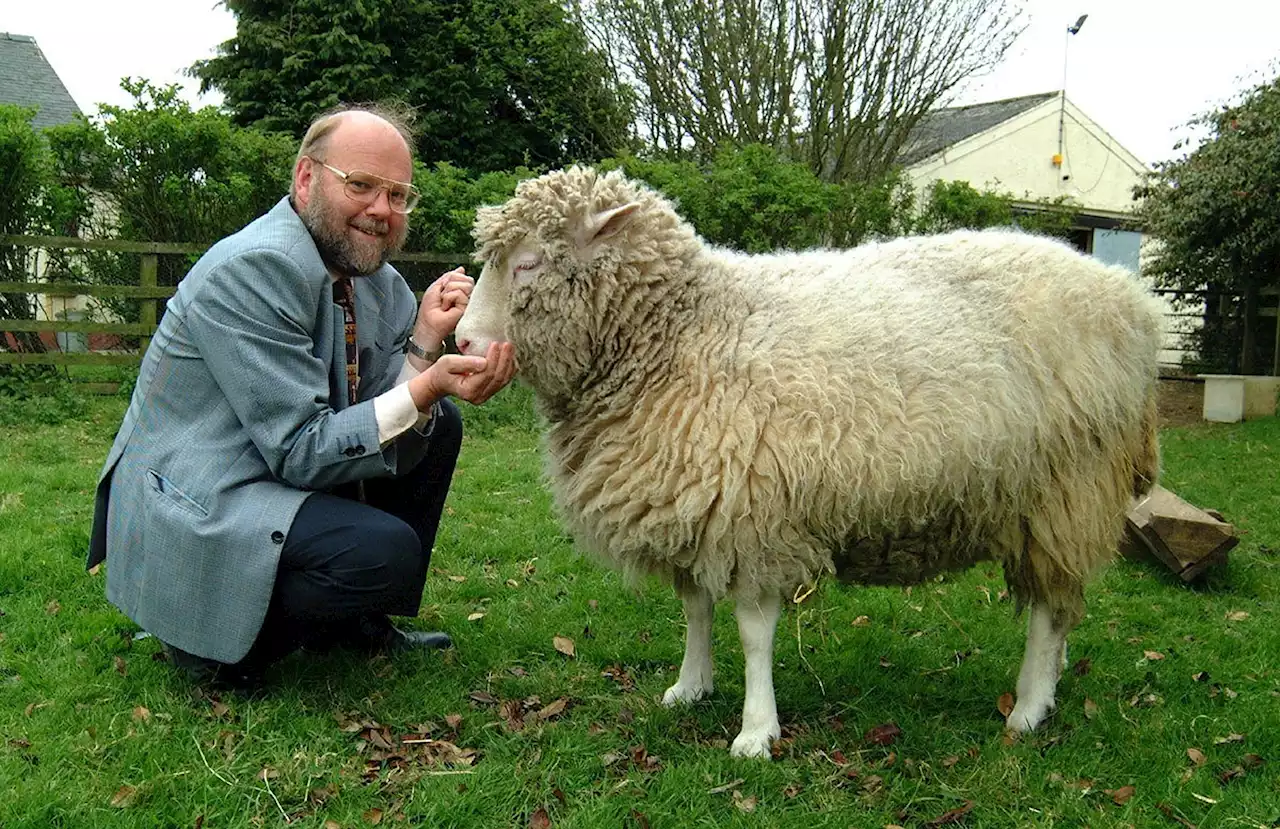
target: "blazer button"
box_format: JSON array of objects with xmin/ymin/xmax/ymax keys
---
[
  {"xmin": 354, "ymin": 445, "xmax": 366, "ymax": 455},
  {"xmin": 343, "ymin": 447, "xmax": 356, "ymax": 457},
  {"xmin": 270, "ymin": 530, "xmax": 285, "ymax": 544}
]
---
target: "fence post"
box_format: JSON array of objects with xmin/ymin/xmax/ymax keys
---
[{"xmin": 139, "ymin": 253, "xmax": 158, "ymax": 353}]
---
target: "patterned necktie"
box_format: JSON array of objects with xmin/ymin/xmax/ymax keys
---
[{"xmin": 333, "ymin": 277, "xmax": 359, "ymax": 405}]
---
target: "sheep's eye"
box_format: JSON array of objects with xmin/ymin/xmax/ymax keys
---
[{"xmin": 513, "ymin": 259, "xmax": 541, "ymax": 274}]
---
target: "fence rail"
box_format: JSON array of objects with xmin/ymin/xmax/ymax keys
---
[{"xmin": 0, "ymin": 234, "xmax": 469, "ymax": 369}]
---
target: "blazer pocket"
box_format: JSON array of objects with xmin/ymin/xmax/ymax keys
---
[{"xmin": 146, "ymin": 468, "xmax": 210, "ymax": 518}]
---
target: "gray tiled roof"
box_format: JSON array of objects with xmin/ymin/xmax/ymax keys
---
[
  {"xmin": 0, "ymin": 32, "xmax": 83, "ymax": 130},
  {"xmin": 899, "ymin": 91, "xmax": 1058, "ymax": 166}
]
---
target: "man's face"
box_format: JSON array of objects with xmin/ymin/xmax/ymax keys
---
[{"xmin": 294, "ymin": 117, "xmax": 412, "ymax": 277}]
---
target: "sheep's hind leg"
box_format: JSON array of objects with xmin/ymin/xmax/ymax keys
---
[
  {"xmin": 729, "ymin": 591, "xmax": 782, "ymax": 758},
  {"xmin": 1007, "ymin": 602, "xmax": 1069, "ymax": 732},
  {"xmin": 662, "ymin": 581, "xmax": 715, "ymax": 706}
]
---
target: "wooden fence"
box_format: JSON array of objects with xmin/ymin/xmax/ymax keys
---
[
  {"xmin": 3, "ymin": 234, "xmax": 1277, "ymax": 378},
  {"xmin": 0, "ymin": 235, "xmax": 467, "ymax": 370}
]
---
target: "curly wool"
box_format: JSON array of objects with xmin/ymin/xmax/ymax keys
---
[{"xmin": 471, "ymin": 167, "xmax": 1164, "ymax": 625}]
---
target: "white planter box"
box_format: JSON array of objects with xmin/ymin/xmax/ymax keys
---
[{"xmin": 1198, "ymin": 374, "xmax": 1280, "ymax": 422}]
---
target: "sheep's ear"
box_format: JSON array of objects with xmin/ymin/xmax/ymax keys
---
[{"xmin": 579, "ymin": 202, "xmax": 641, "ymax": 247}]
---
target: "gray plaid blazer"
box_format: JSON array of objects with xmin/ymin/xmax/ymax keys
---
[{"xmin": 87, "ymin": 197, "xmax": 430, "ymax": 663}]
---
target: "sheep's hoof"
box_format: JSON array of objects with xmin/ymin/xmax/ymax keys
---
[
  {"xmin": 1006, "ymin": 698, "xmax": 1055, "ymax": 733},
  {"xmin": 729, "ymin": 729, "xmax": 778, "ymax": 759},
  {"xmin": 661, "ymin": 680, "xmax": 712, "ymax": 706}
]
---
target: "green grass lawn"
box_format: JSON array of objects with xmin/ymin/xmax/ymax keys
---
[{"xmin": 1, "ymin": 388, "xmax": 1277, "ymax": 828}]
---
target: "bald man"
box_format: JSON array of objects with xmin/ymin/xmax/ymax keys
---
[{"xmin": 88, "ymin": 105, "xmax": 517, "ymax": 689}]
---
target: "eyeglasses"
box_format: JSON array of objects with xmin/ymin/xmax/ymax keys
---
[{"xmin": 307, "ymin": 156, "xmax": 421, "ymax": 214}]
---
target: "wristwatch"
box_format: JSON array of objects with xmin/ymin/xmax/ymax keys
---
[{"xmin": 404, "ymin": 336, "xmax": 442, "ymax": 361}]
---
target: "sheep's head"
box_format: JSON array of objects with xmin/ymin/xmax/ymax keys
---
[{"xmin": 457, "ymin": 167, "xmax": 694, "ymax": 408}]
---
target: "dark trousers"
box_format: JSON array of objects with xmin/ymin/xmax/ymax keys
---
[{"xmin": 239, "ymin": 399, "xmax": 463, "ymax": 668}]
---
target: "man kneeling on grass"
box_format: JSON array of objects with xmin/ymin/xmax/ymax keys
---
[{"xmin": 86, "ymin": 103, "xmax": 517, "ymax": 690}]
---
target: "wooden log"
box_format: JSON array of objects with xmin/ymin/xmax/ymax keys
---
[{"xmin": 1121, "ymin": 485, "xmax": 1238, "ymax": 581}]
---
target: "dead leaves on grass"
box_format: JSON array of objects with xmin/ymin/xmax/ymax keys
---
[{"xmin": 334, "ymin": 711, "xmax": 479, "ymax": 784}]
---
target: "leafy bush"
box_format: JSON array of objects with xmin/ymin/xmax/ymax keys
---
[
  {"xmin": 0, "ymin": 365, "xmax": 90, "ymax": 426},
  {"xmin": 44, "ymin": 81, "xmax": 297, "ymax": 326}
]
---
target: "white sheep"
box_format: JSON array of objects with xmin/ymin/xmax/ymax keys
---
[{"xmin": 457, "ymin": 167, "xmax": 1164, "ymax": 758}]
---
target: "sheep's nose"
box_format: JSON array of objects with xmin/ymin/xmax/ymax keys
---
[{"xmin": 456, "ymin": 337, "xmax": 473, "ymax": 355}]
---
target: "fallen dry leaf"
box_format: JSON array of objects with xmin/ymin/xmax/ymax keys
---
[
  {"xmin": 1187, "ymin": 747, "xmax": 1206, "ymax": 766},
  {"xmin": 553, "ymin": 636, "xmax": 576, "ymax": 658},
  {"xmin": 863, "ymin": 722, "xmax": 902, "ymax": 746},
  {"xmin": 257, "ymin": 766, "xmax": 279, "ymax": 781},
  {"xmin": 997, "ymin": 692, "xmax": 1015, "ymax": 718},
  {"xmin": 922, "ymin": 800, "xmax": 974, "ymax": 827},
  {"xmin": 445, "ymin": 714, "xmax": 463, "ymax": 730},
  {"xmin": 45, "ymin": 600, "xmax": 61, "ymax": 615},
  {"xmin": 707, "ymin": 778, "xmax": 745, "ymax": 795},
  {"xmin": 602, "ymin": 664, "xmax": 635, "ymax": 691},
  {"xmin": 1084, "ymin": 698, "xmax": 1099, "ymax": 719},
  {"xmin": 469, "ymin": 690, "xmax": 498, "ymax": 706},
  {"xmin": 1192, "ymin": 671, "xmax": 1210, "ymax": 682},
  {"xmin": 1218, "ymin": 766, "xmax": 1245, "ymax": 784},
  {"xmin": 1213, "ymin": 733, "xmax": 1246, "ymax": 745},
  {"xmin": 467, "ymin": 613, "xmax": 485, "ymax": 622},
  {"xmin": 1106, "ymin": 785, "xmax": 1136, "ymax": 805},
  {"xmin": 783, "ymin": 783, "xmax": 802, "ymax": 798},
  {"xmin": 732, "ymin": 792, "xmax": 758, "ymax": 813},
  {"xmin": 364, "ymin": 807, "xmax": 384, "ymax": 824},
  {"xmin": 1224, "ymin": 610, "xmax": 1250, "ymax": 621},
  {"xmin": 132, "ymin": 706, "xmax": 151, "ymax": 723},
  {"xmin": 941, "ymin": 755, "xmax": 960, "ymax": 768},
  {"xmin": 88, "ymin": 563, "xmax": 103, "ymax": 576},
  {"xmin": 114, "ymin": 656, "xmax": 127, "ymax": 676},
  {"xmin": 534, "ymin": 698, "xmax": 568, "ymax": 722},
  {"xmin": 500, "ymin": 700, "xmax": 525, "ymax": 731},
  {"xmin": 852, "ymin": 615, "xmax": 871, "ymax": 627},
  {"xmin": 1143, "ymin": 650, "xmax": 1165, "ymax": 661},
  {"xmin": 324, "ymin": 821, "xmax": 341, "ymax": 829},
  {"xmin": 110, "ymin": 785, "xmax": 137, "ymax": 808},
  {"xmin": 1071, "ymin": 657, "xmax": 1092, "ymax": 676},
  {"xmin": 529, "ymin": 807, "xmax": 552, "ymax": 829},
  {"xmin": 448, "ymin": 575, "xmax": 467, "ymax": 583}
]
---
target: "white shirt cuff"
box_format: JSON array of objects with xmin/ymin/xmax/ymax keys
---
[{"xmin": 374, "ymin": 359, "xmax": 437, "ymax": 445}]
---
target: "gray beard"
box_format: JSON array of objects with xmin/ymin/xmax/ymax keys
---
[{"xmin": 298, "ymin": 195, "xmax": 404, "ymax": 277}]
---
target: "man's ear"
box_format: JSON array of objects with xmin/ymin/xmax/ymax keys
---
[
  {"xmin": 578, "ymin": 202, "xmax": 641, "ymax": 247},
  {"xmin": 293, "ymin": 156, "xmax": 314, "ymax": 208}
]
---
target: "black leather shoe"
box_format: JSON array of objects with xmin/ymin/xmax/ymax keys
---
[
  {"xmin": 386, "ymin": 628, "xmax": 453, "ymax": 652},
  {"xmin": 162, "ymin": 643, "xmax": 265, "ymax": 692},
  {"xmin": 342, "ymin": 615, "xmax": 452, "ymax": 654}
]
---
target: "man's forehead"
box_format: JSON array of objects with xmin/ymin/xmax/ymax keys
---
[{"xmin": 324, "ymin": 115, "xmax": 413, "ymax": 178}]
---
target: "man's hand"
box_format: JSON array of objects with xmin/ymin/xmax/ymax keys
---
[
  {"xmin": 407, "ymin": 341, "xmax": 518, "ymax": 411},
  {"xmin": 414, "ymin": 267, "xmax": 473, "ymax": 349}
]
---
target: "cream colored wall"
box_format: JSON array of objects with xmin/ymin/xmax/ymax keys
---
[{"xmin": 906, "ymin": 95, "xmax": 1148, "ymax": 217}]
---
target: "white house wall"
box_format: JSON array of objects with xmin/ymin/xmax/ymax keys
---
[{"xmin": 906, "ymin": 95, "xmax": 1148, "ymax": 217}]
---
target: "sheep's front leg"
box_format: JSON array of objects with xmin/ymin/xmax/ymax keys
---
[
  {"xmin": 1007, "ymin": 603, "xmax": 1068, "ymax": 732},
  {"xmin": 662, "ymin": 581, "xmax": 715, "ymax": 705},
  {"xmin": 729, "ymin": 591, "xmax": 782, "ymax": 758}
]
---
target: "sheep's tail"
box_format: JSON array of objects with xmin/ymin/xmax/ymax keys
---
[{"xmin": 1131, "ymin": 384, "xmax": 1161, "ymax": 498}]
